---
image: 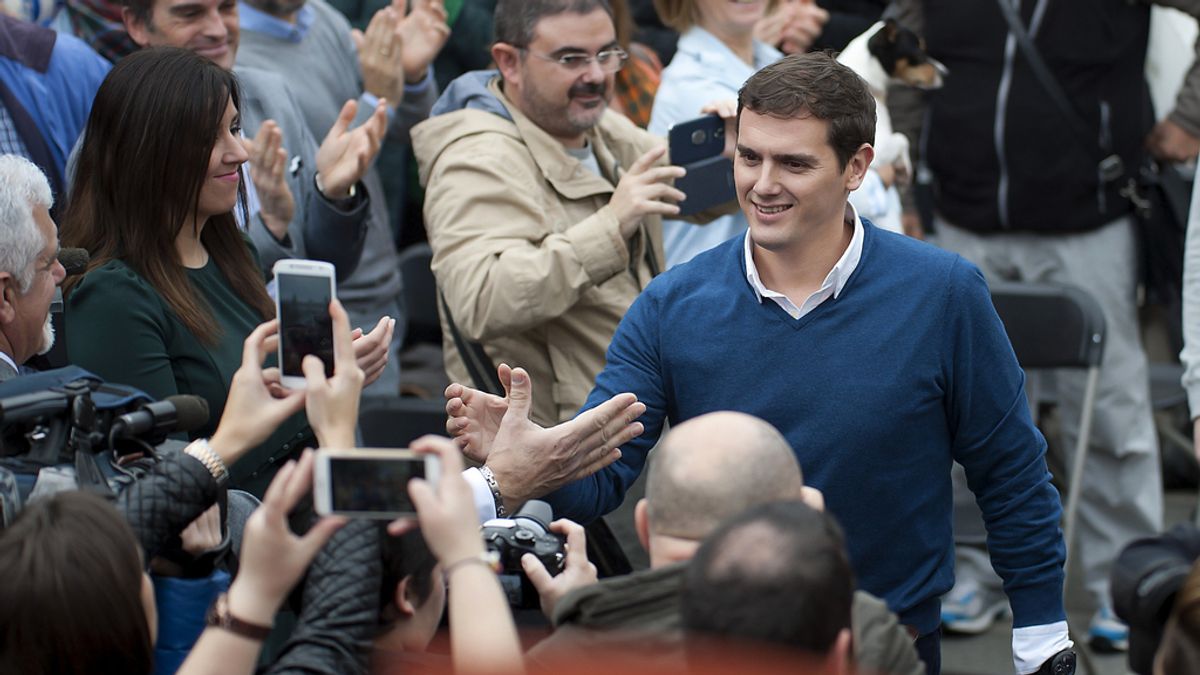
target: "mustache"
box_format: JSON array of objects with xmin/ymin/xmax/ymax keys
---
[{"xmin": 569, "ymin": 81, "xmax": 607, "ymax": 98}]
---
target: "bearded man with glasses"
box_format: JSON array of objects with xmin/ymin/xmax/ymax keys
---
[{"xmin": 413, "ymin": 0, "xmax": 734, "ymax": 437}]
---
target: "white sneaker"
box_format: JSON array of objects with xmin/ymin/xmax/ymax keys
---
[
  {"xmin": 1088, "ymin": 606, "xmax": 1129, "ymax": 653},
  {"xmin": 941, "ymin": 579, "xmax": 1011, "ymax": 634}
]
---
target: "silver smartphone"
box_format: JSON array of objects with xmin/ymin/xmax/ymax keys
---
[
  {"xmin": 273, "ymin": 259, "xmax": 336, "ymax": 390},
  {"xmin": 313, "ymin": 448, "xmax": 441, "ymax": 519}
]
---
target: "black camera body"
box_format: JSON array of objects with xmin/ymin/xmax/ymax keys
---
[{"xmin": 481, "ymin": 500, "xmax": 565, "ymax": 608}]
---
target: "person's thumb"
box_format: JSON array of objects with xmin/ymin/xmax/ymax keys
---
[
  {"xmin": 505, "ymin": 367, "xmax": 533, "ymax": 420},
  {"xmin": 327, "ymin": 99, "xmax": 358, "ymax": 141}
]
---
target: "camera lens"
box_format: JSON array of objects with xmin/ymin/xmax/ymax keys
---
[{"xmin": 691, "ymin": 129, "xmax": 707, "ymax": 145}]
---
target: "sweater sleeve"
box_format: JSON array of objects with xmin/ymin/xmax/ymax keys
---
[
  {"xmin": 942, "ymin": 258, "xmax": 1066, "ymax": 629},
  {"xmin": 543, "ymin": 286, "xmax": 669, "ymax": 522},
  {"xmin": 65, "ymin": 264, "xmax": 181, "ymax": 402}
]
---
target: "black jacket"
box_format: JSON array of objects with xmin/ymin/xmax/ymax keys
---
[
  {"xmin": 917, "ymin": 0, "xmax": 1153, "ymax": 233},
  {"xmin": 116, "ymin": 452, "xmax": 380, "ymax": 675}
]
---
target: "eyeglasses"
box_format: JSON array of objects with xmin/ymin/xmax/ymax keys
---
[{"xmin": 520, "ymin": 46, "xmax": 629, "ymax": 73}]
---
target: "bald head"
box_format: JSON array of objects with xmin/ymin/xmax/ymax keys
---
[{"xmin": 644, "ymin": 412, "xmax": 804, "ymax": 540}]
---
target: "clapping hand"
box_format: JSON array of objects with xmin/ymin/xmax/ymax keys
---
[
  {"xmin": 350, "ymin": 315, "xmax": 395, "ymax": 388},
  {"xmin": 314, "ymin": 99, "xmax": 387, "ymax": 200},
  {"xmin": 395, "ymin": 0, "xmax": 450, "ymax": 84},
  {"xmin": 243, "ymin": 120, "xmax": 295, "ymax": 240},
  {"xmin": 354, "ymin": 6, "xmax": 406, "ymax": 105}
]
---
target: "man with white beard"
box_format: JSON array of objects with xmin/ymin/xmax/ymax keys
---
[{"xmin": 0, "ymin": 155, "xmax": 66, "ymax": 381}]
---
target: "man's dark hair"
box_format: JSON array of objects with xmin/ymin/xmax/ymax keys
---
[
  {"xmin": 379, "ymin": 528, "xmax": 439, "ymax": 624},
  {"xmin": 0, "ymin": 491, "xmax": 153, "ymax": 674},
  {"xmin": 493, "ymin": 0, "xmax": 614, "ymax": 47},
  {"xmin": 121, "ymin": 0, "xmax": 153, "ymax": 27},
  {"xmin": 681, "ymin": 501, "xmax": 854, "ymax": 656},
  {"xmin": 737, "ymin": 51, "xmax": 876, "ymax": 171}
]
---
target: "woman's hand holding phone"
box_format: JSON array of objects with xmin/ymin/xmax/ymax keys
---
[{"xmin": 304, "ymin": 298, "xmax": 364, "ymax": 449}]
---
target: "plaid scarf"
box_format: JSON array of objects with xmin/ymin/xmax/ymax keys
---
[{"xmin": 63, "ymin": 0, "xmax": 137, "ymax": 62}]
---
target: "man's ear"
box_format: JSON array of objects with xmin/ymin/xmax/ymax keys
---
[
  {"xmin": 492, "ymin": 43, "xmax": 522, "ymax": 88},
  {"xmin": 634, "ymin": 498, "xmax": 651, "ymax": 554},
  {"xmin": 123, "ymin": 6, "xmax": 151, "ymax": 48},
  {"xmin": 824, "ymin": 627, "xmax": 853, "ymax": 675},
  {"xmin": 394, "ymin": 575, "xmax": 418, "ymax": 617},
  {"xmin": 0, "ymin": 273, "xmax": 17, "ymax": 324},
  {"xmin": 844, "ymin": 143, "xmax": 875, "ymax": 192}
]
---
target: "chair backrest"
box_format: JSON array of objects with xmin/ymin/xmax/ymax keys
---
[
  {"xmin": 989, "ymin": 281, "xmax": 1106, "ymax": 370},
  {"xmin": 358, "ymin": 398, "xmax": 448, "ymax": 448},
  {"xmin": 397, "ymin": 243, "xmax": 441, "ymax": 347}
]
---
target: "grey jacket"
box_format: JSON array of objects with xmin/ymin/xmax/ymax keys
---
[{"xmin": 235, "ymin": 65, "xmax": 369, "ymax": 281}]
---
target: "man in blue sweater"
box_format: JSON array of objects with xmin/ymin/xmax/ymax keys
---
[{"xmin": 446, "ymin": 52, "xmax": 1071, "ymax": 675}]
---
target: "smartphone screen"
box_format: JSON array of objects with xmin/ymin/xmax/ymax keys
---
[
  {"xmin": 278, "ymin": 273, "xmax": 334, "ymax": 378},
  {"xmin": 328, "ymin": 456, "xmax": 425, "ymax": 515}
]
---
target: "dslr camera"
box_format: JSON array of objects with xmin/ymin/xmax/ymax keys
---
[{"xmin": 481, "ymin": 500, "xmax": 565, "ymax": 608}]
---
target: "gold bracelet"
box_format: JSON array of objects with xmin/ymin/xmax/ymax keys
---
[
  {"xmin": 442, "ymin": 551, "xmax": 501, "ymax": 582},
  {"xmin": 184, "ymin": 439, "xmax": 229, "ymax": 487}
]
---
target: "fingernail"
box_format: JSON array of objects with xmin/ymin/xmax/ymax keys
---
[{"xmin": 512, "ymin": 370, "xmax": 527, "ymax": 384}]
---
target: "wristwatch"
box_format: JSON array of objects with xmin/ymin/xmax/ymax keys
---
[
  {"xmin": 1034, "ymin": 648, "xmax": 1076, "ymax": 675},
  {"xmin": 184, "ymin": 439, "xmax": 229, "ymax": 488},
  {"xmin": 205, "ymin": 593, "xmax": 273, "ymax": 641}
]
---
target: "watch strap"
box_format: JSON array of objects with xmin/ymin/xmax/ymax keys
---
[
  {"xmin": 184, "ymin": 439, "xmax": 229, "ymax": 488},
  {"xmin": 206, "ymin": 593, "xmax": 272, "ymax": 641}
]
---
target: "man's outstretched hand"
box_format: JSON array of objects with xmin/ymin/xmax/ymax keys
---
[{"xmin": 445, "ymin": 365, "xmax": 646, "ymax": 509}]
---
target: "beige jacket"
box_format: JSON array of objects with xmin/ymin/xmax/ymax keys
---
[{"xmin": 412, "ymin": 78, "xmax": 666, "ymax": 425}]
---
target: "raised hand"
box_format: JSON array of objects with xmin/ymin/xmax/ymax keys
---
[
  {"xmin": 395, "ymin": 0, "xmax": 450, "ymax": 83},
  {"xmin": 209, "ymin": 319, "xmax": 306, "ymax": 466},
  {"xmin": 315, "ymin": 98, "xmax": 387, "ymax": 200},
  {"xmin": 444, "ymin": 363, "xmax": 514, "ymax": 463},
  {"xmin": 242, "ymin": 120, "xmax": 295, "ymax": 240},
  {"xmin": 522, "ymin": 519, "xmax": 597, "ymax": 620},
  {"xmin": 387, "ymin": 435, "xmax": 484, "ymax": 564},
  {"xmin": 483, "ymin": 367, "xmax": 646, "ymax": 510},
  {"xmin": 355, "ymin": 6, "xmax": 406, "ymax": 104},
  {"xmin": 350, "ymin": 315, "xmax": 395, "ymax": 387},
  {"xmin": 610, "ymin": 146, "xmax": 687, "ymax": 238},
  {"xmin": 226, "ymin": 449, "xmax": 347, "ymax": 626},
  {"xmin": 303, "ymin": 298, "xmax": 365, "ymax": 449},
  {"xmin": 1146, "ymin": 118, "xmax": 1200, "ymax": 164}
]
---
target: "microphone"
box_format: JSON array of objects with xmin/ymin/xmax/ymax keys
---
[
  {"xmin": 57, "ymin": 248, "xmax": 90, "ymax": 276},
  {"xmin": 110, "ymin": 395, "xmax": 210, "ymax": 443}
]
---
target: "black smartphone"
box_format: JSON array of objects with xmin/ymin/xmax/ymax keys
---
[
  {"xmin": 273, "ymin": 259, "xmax": 336, "ymax": 388},
  {"xmin": 668, "ymin": 114, "xmax": 735, "ymax": 216}
]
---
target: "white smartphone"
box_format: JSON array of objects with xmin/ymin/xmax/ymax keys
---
[
  {"xmin": 272, "ymin": 259, "xmax": 336, "ymax": 390},
  {"xmin": 313, "ymin": 448, "xmax": 441, "ymax": 519}
]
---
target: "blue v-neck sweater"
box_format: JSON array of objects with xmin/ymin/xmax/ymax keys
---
[{"xmin": 547, "ymin": 223, "xmax": 1066, "ymax": 635}]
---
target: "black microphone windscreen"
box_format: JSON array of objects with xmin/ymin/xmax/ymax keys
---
[
  {"xmin": 58, "ymin": 248, "xmax": 91, "ymax": 276},
  {"xmin": 164, "ymin": 395, "xmax": 210, "ymax": 433}
]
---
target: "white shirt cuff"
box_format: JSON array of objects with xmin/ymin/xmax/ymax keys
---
[
  {"xmin": 1012, "ymin": 621, "xmax": 1072, "ymax": 674},
  {"xmin": 463, "ymin": 467, "xmax": 497, "ymax": 524}
]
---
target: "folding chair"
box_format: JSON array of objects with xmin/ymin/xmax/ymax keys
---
[{"xmin": 989, "ymin": 281, "xmax": 1106, "ymax": 569}]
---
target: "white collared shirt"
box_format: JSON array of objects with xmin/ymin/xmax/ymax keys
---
[
  {"xmin": 0, "ymin": 350, "xmax": 18, "ymax": 376},
  {"xmin": 743, "ymin": 203, "xmax": 865, "ymax": 319}
]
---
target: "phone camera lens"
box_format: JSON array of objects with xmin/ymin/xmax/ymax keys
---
[{"xmin": 691, "ymin": 129, "xmax": 707, "ymax": 145}]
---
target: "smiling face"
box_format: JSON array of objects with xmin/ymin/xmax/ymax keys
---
[
  {"xmin": 694, "ymin": 0, "xmax": 767, "ymax": 33},
  {"xmin": 494, "ymin": 8, "xmax": 619, "ymax": 146},
  {"xmin": 195, "ymin": 98, "xmax": 248, "ymax": 222},
  {"xmin": 125, "ymin": 0, "xmax": 240, "ymax": 70},
  {"xmin": 734, "ymin": 108, "xmax": 872, "ymax": 254},
  {"xmin": 1, "ymin": 204, "xmax": 65, "ymax": 365}
]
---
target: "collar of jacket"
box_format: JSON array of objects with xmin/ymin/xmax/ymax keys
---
[{"xmin": 487, "ymin": 77, "xmax": 630, "ymax": 202}]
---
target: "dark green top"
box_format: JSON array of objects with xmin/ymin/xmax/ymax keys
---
[{"xmin": 65, "ymin": 258, "xmax": 313, "ymax": 495}]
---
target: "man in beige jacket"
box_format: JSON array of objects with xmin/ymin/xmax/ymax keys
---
[{"xmin": 413, "ymin": 0, "xmax": 727, "ymax": 426}]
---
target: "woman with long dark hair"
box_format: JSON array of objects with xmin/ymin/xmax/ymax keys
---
[{"xmin": 62, "ymin": 47, "xmax": 308, "ymax": 494}]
